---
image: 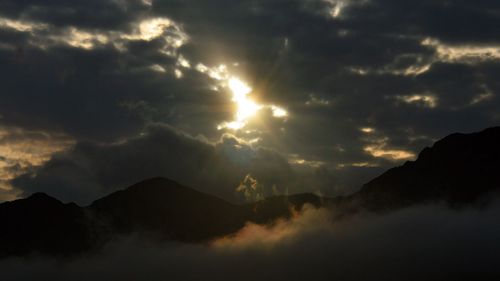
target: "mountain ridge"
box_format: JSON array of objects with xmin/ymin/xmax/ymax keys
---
[
  {"xmin": 354, "ymin": 126, "xmax": 500, "ymax": 210},
  {"xmin": 1, "ymin": 126, "xmax": 500, "ymax": 258}
]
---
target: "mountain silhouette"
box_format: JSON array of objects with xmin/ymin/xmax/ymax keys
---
[
  {"xmin": 89, "ymin": 177, "xmax": 249, "ymax": 242},
  {"xmin": 0, "ymin": 178, "xmax": 323, "ymax": 258},
  {"xmin": 353, "ymin": 126, "xmax": 500, "ymax": 211},
  {"xmin": 1, "ymin": 126, "xmax": 500, "ymax": 258},
  {"xmin": 0, "ymin": 193, "xmax": 95, "ymax": 257},
  {"xmin": 89, "ymin": 178, "xmax": 326, "ymax": 241}
]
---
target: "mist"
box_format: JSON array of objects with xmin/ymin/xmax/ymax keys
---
[{"xmin": 2, "ymin": 201, "xmax": 500, "ymax": 281}]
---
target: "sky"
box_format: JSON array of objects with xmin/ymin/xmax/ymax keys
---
[{"xmin": 0, "ymin": 0, "xmax": 499, "ymax": 204}]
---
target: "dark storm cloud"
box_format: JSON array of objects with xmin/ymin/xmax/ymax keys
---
[
  {"xmin": 2, "ymin": 202, "xmax": 500, "ymax": 281},
  {"xmin": 12, "ymin": 124, "xmax": 344, "ymax": 205},
  {"xmin": 347, "ymin": 0, "xmax": 500, "ymax": 44},
  {"xmin": 0, "ymin": 1, "xmax": 206, "ymax": 141},
  {"xmin": 0, "ymin": 0, "xmax": 146, "ymax": 29},
  {"xmin": 144, "ymin": 0, "xmax": 500, "ymax": 167},
  {"xmin": 1, "ymin": 47, "xmax": 139, "ymax": 139},
  {"xmin": 0, "ymin": 40, "xmax": 229, "ymax": 141},
  {"xmin": 1, "ymin": 0, "xmax": 500, "ymax": 199}
]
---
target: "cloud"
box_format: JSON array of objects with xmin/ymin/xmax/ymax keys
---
[
  {"xmin": 2, "ymin": 202, "xmax": 500, "ymax": 281},
  {"xmin": 0, "ymin": 14, "xmax": 188, "ymax": 53},
  {"xmin": 0, "ymin": 17, "xmax": 48, "ymax": 32},
  {"xmin": 423, "ymin": 38, "xmax": 500, "ymax": 65},
  {"xmin": 0, "ymin": 126, "xmax": 73, "ymax": 201},
  {"xmin": 11, "ymin": 124, "xmax": 346, "ymax": 204},
  {"xmin": 212, "ymin": 204, "xmax": 331, "ymax": 248},
  {"xmin": 394, "ymin": 94, "xmax": 439, "ymax": 108}
]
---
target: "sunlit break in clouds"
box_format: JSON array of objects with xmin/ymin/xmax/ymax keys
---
[
  {"xmin": 219, "ymin": 78, "xmax": 262, "ymax": 130},
  {"xmin": 218, "ymin": 78, "xmax": 287, "ymax": 130}
]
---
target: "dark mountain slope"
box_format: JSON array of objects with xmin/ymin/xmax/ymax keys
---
[
  {"xmin": 355, "ymin": 126, "xmax": 500, "ymax": 210},
  {"xmin": 0, "ymin": 193, "xmax": 95, "ymax": 258},
  {"xmin": 0, "ymin": 178, "xmax": 324, "ymax": 258},
  {"xmin": 89, "ymin": 177, "xmax": 249, "ymax": 242},
  {"xmin": 89, "ymin": 178, "xmax": 326, "ymax": 241}
]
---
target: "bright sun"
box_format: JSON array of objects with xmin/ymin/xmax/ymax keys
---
[
  {"xmin": 217, "ymin": 76, "xmax": 288, "ymax": 130},
  {"xmin": 222, "ymin": 78, "xmax": 262, "ymax": 130}
]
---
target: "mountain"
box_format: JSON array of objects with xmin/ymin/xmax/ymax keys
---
[
  {"xmin": 89, "ymin": 178, "xmax": 247, "ymax": 242},
  {"xmin": 0, "ymin": 178, "xmax": 323, "ymax": 258},
  {"xmin": 1, "ymin": 126, "xmax": 500, "ymax": 258},
  {"xmin": 0, "ymin": 193, "xmax": 95, "ymax": 258},
  {"xmin": 89, "ymin": 178, "xmax": 326, "ymax": 242},
  {"xmin": 353, "ymin": 126, "xmax": 500, "ymax": 210}
]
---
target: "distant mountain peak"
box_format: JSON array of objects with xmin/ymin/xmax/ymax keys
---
[
  {"xmin": 356, "ymin": 126, "xmax": 500, "ymax": 210},
  {"xmin": 101, "ymin": 178, "xmax": 197, "ymax": 197},
  {"xmin": 89, "ymin": 176, "xmax": 214, "ymax": 209},
  {"xmin": 0, "ymin": 192, "xmax": 63, "ymax": 209},
  {"xmin": 26, "ymin": 192, "xmax": 60, "ymax": 202},
  {"xmin": 129, "ymin": 177, "xmax": 181, "ymax": 187}
]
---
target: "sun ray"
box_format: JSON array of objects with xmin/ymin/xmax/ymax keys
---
[{"xmin": 219, "ymin": 78, "xmax": 262, "ymax": 130}]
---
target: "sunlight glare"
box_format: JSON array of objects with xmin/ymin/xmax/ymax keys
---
[
  {"xmin": 271, "ymin": 105, "xmax": 288, "ymax": 118},
  {"xmin": 220, "ymin": 78, "xmax": 262, "ymax": 130},
  {"xmin": 217, "ymin": 76, "xmax": 288, "ymax": 130}
]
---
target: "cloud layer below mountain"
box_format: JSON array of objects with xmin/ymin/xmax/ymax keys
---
[{"xmin": 2, "ymin": 201, "xmax": 500, "ymax": 281}]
